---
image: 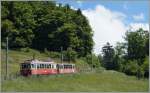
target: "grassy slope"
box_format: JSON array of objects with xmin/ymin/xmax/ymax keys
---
[{"xmin": 1, "ymin": 49, "xmax": 149, "ymax": 92}]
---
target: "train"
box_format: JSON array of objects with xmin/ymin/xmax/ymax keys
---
[{"xmin": 20, "ymin": 59, "xmax": 76, "ymax": 76}]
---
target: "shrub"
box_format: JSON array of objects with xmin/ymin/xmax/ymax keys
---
[
  {"xmin": 20, "ymin": 47, "xmax": 30, "ymax": 52},
  {"xmin": 86, "ymin": 54, "xmax": 100, "ymax": 68},
  {"xmin": 124, "ymin": 60, "xmax": 139, "ymax": 75},
  {"xmin": 62, "ymin": 48, "xmax": 77, "ymax": 62},
  {"xmin": 141, "ymin": 56, "xmax": 149, "ymax": 78}
]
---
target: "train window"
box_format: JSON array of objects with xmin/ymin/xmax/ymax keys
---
[
  {"xmin": 60, "ymin": 65, "xmax": 64, "ymax": 69},
  {"xmin": 56, "ymin": 64, "xmax": 58, "ymax": 68},
  {"xmin": 70, "ymin": 65, "xmax": 72, "ymax": 69},
  {"xmin": 63, "ymin": 65, "xmax": 65, "ymax": 69},
  {"xmin": 46, "ymin": 64, "xmax": 48, "ymax": 68},
  {"xmin": 22, "ymin": 64, "xmax": 25, "ymax": 69},
  {"xmin": 49, "ymin": 64, "xmax": 51, "ymax": 68},
  {"xmin": 42, "ymin": 64, "xmax": 44, "ymax": 68},
  {"xmin": 39, "ymin": 64, "xmax": 41, "ymax": 68},
  {"xmin": 44, "ymin": 64, "xmax": 46, "ymax": 68},
  {"xmin": 52, "ymin": 64, "xmax": 53, "ymax": 68},
  {"xmin": 23, "ymin": 64, "xmax": 27, "ymax": 69},
  {"xmin": 37, "ymin": 64, "xmax": 40, "ymax": 69},
  {"xmin": 40, "ymin": 64, "xmax": 44, "ymax": 68},
  {"xmin": 47, "ymin": 64, "xmax": 49, "ymax": 68},
  {"xmin": 23, "ymin": 64, "xmax": 29, "ymax": 69},
  {"xmin": 31, "ymin": 64, "xmax": 33, "ymax": 68}
]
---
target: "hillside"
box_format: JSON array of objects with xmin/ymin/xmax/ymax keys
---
[{"xmin": 1, "ymin": 49, "xmax": 149, "ymax": 92}]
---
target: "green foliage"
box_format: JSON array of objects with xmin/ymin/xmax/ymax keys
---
[
  {"xmin": 66, "ymin": 47, "xmax": 77, "ymax": 62},
  {"xmin": 113, "ymin": 42, "xmax": 126, "ymax": 71},
  {"xmin": 86, "ymin": 54, "xmax": 100, "ymax": 68},
  {"xmin": 141, "ymin": 56, "xmax": 149, "ymax": 78},
  {"xmin": 123, "ymin": 60, "xmax": 139, "ymax": 75},
  {"xmin": 20, "ymin": 47, "xmax": 30, "ymax": 52},
  {"xmin": 2, "ymin": 2, "xmax": 36, "ymax": 48},
  {"xmin": 112, "ymin": 55, "xmax": 122, "ymax": 71},
  {"xmin": 49, "ymin": 51, "xmax": 61, "ymax": 58},
  {"xmin": 102, "ymin": 42, "xmax": 116, "ymax": 70},
  {"xmin": 62, "ymin": 50, "xmax": 77, "ymax": 62},
  {"xmin": 1, "ymin": 1, "xmax": 93, "ymax": 57},
  {"xmin": 119, "ymin": 28, "xmax": 149, "ymax": 78},
  {"xmin": 125, "ymin": 28, "xmax": 149, "ymax": 64}
]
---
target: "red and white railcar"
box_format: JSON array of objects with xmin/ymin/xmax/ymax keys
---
[
  {"xmin": 20, "ymin": 59, "xmax": 76, "ymax": 76},
  {"xmin": 57, "ymin": 63, "xmax": 76, "ymax": 74}
]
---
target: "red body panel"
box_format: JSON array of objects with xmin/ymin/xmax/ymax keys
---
[
  {"xmin": 31, "ymin": 69, "xmax": 57, "ymax": 75},
  {"xmin": 21, "ymin": 68, "xmax": 76, "ymax": 76}
]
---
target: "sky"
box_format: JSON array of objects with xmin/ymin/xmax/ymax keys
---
[{"xmin": 55, "ymin": 0, "xmax": 149, "ymax": 55}]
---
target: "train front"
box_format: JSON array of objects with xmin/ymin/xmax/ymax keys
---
[{"xmin": 20, "ymin": 61, "xmax": 32, "ymax": 76}]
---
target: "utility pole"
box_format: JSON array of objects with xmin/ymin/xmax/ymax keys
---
[
  {"xmin": 91, "ymin": 53, "xmax": 93, "ymax": 71},
  {"xmin": 69, "ymin": 47, "xmax": 71, "ymax": 63},
  {"xmin": 61, "ymin": 46, "xmax": 63, "ymax": 63},
  {"xmin": 5, "ymin": 37, "xmax": 8, "ymax": 79}
]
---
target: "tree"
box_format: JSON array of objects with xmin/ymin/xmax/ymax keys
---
[
  {"xmin": 102, "ymin": 42, "xmax": 115, "ymax": 70},
  {"xmin": 123, "ymin": 28, "xmax": 149, "ymax": 78},
  {"xmin": 2, "ymin": 2, "xmax": 36, "ymax": 48},
  {"xmin": 2, "ymin": 1, "xmax": 93, "ymax": 57},
  {"xmin": 66, "ymin": 47, "xmax": 77, "ymax": 62},
  {"xmin": 125, "ymin": 28, "xmax": 149, "ymax": 65},
  {"xmin": 113, "ymin": 42, "xmax": 126, "ymax": 71},
  {"xmin": 141, "ymin": 56, "xmax": 149, "ymax": 78},
  {"xmin": 86, "ymin": 54, "xmax": 100, "ymax": 68}
]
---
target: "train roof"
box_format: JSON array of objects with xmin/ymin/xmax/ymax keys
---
[
  {"xmin": 22, "ymin": 59, "xmax": 75, "ymax": 65},
  {"xmin": 23, "ymin": 59, "xmax": 55, "ymax": 64}
]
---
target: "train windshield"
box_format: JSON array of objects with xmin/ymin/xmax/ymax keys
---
[{"xmin": 21, "ymin": 63, "xmax": 31, "ymax": 69}]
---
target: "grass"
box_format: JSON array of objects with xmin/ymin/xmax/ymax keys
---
[{"xmin": 1, "ymin": 49, "xmax": 149, "ymax": 92}]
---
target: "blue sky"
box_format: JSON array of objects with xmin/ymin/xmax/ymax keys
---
[
  {"xmin": 55, "ymin": 0, "xmax": 149, "ymax": 54},
  {"xmin": 56, "ymin": 0, "xmax": 149, "ymax": 23}
]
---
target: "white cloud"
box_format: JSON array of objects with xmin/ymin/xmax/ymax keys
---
[
  {"xmin": 133, "ymin": 13, "xmax": 144, "ymax": 21},
  {"xmin": 82, "ymin": 5, "xmax": 127, "ymax": 55},
  {"xmin": 128, "ymin": 23, "xmax": 149, "ymax": 31},
  {"xmin": 70, "ymin": 6, "xmax": 77, "ymax": 10}
]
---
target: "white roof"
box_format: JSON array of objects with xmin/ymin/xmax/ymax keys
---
[{"xmin": 25, "ymin": 59, "xmax": 55, "ymax": 64}]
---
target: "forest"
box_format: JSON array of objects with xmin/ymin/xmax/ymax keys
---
[{"xmin": 1, "ymin": 1, "xmax": 149, "ymax": 79}]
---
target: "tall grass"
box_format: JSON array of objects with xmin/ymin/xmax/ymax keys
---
[
  {"xmin": 2, "ymin": 71, "xmax": 148, "ymax": 92},
  {"xmin": 1, "ymin": 49, "xmax": 149, "ymax": 92}
]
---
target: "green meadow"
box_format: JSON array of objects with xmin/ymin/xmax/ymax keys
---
[{"xmin": 1, "ymin": 49, "xmax": 149, "ymax": 92}]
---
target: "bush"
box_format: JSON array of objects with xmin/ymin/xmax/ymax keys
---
[
  {"xmin": 86, "ymin": 54, "xmax": 100, "ymax": 68},
  {"xmin": 141, "ymin": 56, "xmax": 149, "ymax": 78},
  {"xmin": 20, "ymin": 47, "xmax": 30, "ymax": 52},
  {"xmin": 124, "ymin": 60, "xmax": 139, "ymax": 75},
  {"xmin": 62, "ymin": 48, "xmax": 77, "ymax": 62}
]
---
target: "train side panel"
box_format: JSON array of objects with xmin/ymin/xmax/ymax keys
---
[{"xmin": 31, "ymin": 69, "xmax": 57, "ymax": 75}]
